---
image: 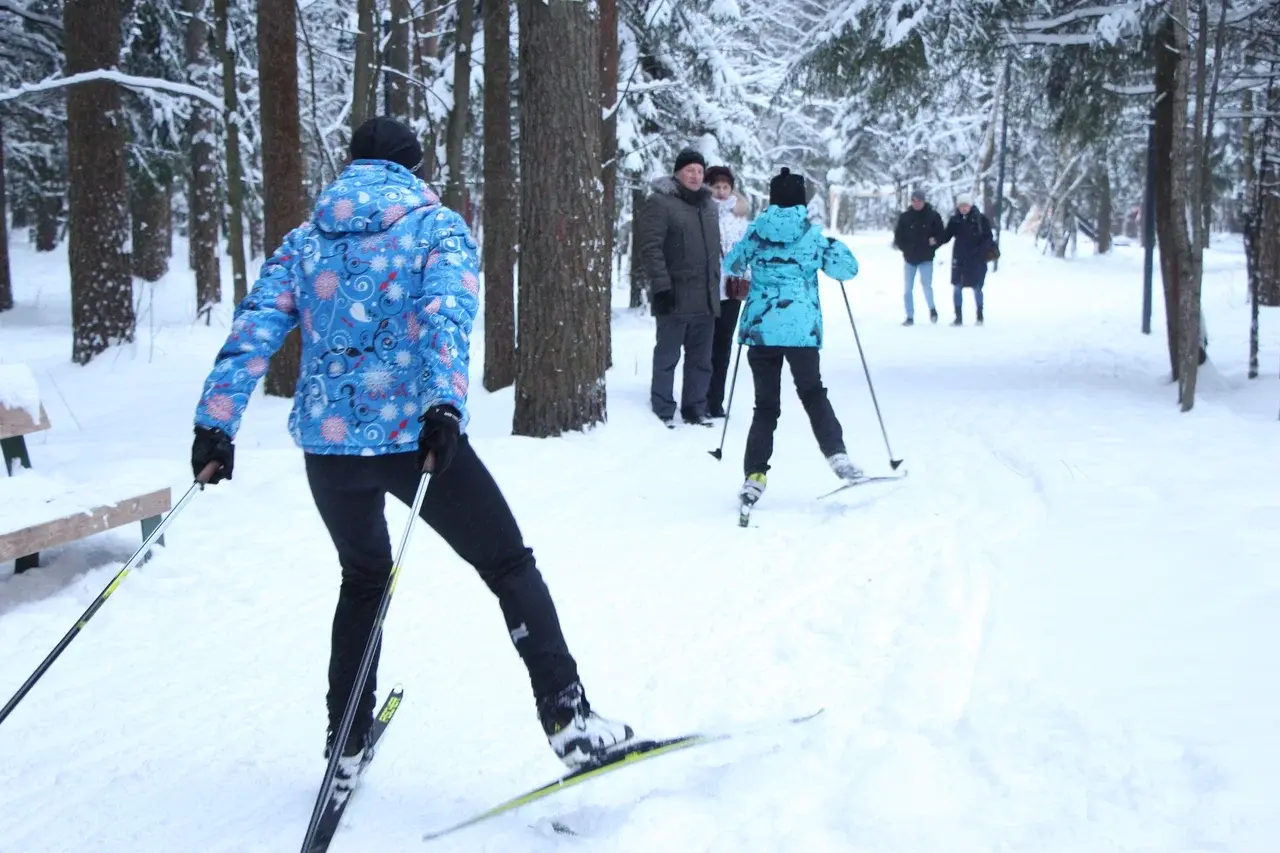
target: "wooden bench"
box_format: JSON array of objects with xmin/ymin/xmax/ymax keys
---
[{"xmin": 1, "ymin": 383, "xmax": 172, "ymax": 574}]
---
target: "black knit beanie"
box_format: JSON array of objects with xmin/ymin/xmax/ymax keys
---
[
  {"xmin": 769, "ymin": 167, "xmax": 806, "ymax": 208},
  {"xmin": 350, "ymin": 116, "xmax": 423, "ymax": 173},
  {"xmin": 673, "ymin": 147, "xmax": 707, "ymax": 173},
  {"xmin": 705, "ymin": 165, "xmax": 735, "ymax": 188}
]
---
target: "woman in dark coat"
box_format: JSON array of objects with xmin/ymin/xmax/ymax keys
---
[{"xmin": 938, "ymin": 193, "xmax": 995, "ymax": 326}]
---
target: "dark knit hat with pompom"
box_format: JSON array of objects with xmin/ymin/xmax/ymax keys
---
[{"xmin": 769, "ymin": 167, "xmax": 806, "ymax": 208}]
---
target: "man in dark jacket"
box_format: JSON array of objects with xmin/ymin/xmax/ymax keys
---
[
  {"xmin": 937, "ymin": 192, "xmax": 996, "ymax": 326},
  {"xmin": 892, "ymin": 188, "xmax": 945, "ymax": 325},
  {"xmin": 638, "ymin": 147, "xmax": 722, "ymax": 427}
]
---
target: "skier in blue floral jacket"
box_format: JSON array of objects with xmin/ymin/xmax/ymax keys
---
[
  {"xmin": 189, "ymin": 117, "xmax": 632, "ymax": 794},
  {"xmin": 723, "ymin": 167, "xmax": 865, "ymax": 508}
]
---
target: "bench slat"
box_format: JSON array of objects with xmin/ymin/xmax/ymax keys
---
[
  {"xmin": 0, "ymin": 488, "xmax": 172, "ymax": 562},
  {"xmin": 0, "ymin": 402, "xmax": 51, "ymax": 441}
]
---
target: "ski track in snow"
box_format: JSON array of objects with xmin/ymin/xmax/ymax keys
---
[{"xmin": 2, "ymin": 231, "xmax": 1278, "ymax": 852}]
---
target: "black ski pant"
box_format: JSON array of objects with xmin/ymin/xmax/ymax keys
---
[
  {"xmin": 304, "ymin": 437, "xmax": 578, "ymax": 741},
  {"xmin": 744, "ymin": 346, "xmax": 846, "ymax": 477},
  {"xmin": 707, "ymin": 298, "xmax": 742, "ymax": 416}
]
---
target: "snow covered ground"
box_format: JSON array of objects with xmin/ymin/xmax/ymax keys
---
[{"xmin": 1, "ymin": 226, "xmax": 1278, "ymax": 853}]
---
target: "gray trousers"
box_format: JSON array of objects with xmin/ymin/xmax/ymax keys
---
[{"xmin": 650, "ymin": 312, "xmax": 715, "ymax": 420}]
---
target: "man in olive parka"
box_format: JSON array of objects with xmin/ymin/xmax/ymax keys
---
[{"xmin": 638, "ymin": 148, "xmax": 722, "ymax": 427}]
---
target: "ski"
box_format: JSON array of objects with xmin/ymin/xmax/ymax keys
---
[
  {"xmin": 307, "ymin": 685, "xmax": 405, "ymax": 853},
  {"xmin": 423, "ymin": 708, "xmax": 823, "ymax": 843},
  {"xmin": 816, "ymin": 471, "xmax": 908, "ymax": 500}
]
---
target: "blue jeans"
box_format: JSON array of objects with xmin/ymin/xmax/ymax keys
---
[{"xmin": 904, "ymin": 262, "xmax": 936, "ymax": 319}]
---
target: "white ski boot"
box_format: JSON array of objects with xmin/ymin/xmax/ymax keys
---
[
  {"xmin": 538, "ymin": 681, "xmax": 634, "ymax": 769},
  {"xmin": 826, "ymin": 452, "xmax": 864, "ymax": 483},
  {"xmin": 324, "ymin": 727, "xmax": 375, "ymax": 805}
]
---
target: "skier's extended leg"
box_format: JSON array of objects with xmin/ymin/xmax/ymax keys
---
[
  {"xmin": 741, "ymin": 346, "xmax": 784, "ymax": 503},
  {"xmin": 786, "ymin": 349, "xmax": 863, "ymax": 482},
  {"xmin": 303, "ymin": 454, "xmax": 395, "ymax": 789},
  {"xmin": 384, "ymin": 439, "xmax": 632, "ymax": 768}
]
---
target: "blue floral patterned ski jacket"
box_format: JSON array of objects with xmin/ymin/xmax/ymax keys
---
[
  {"xmin": 723, "ymin": 205, "xmax": 858, "ymax": 348},
  {"xmin": 193, "ymin": 160, "xmax": 480, "ymax": 455}
]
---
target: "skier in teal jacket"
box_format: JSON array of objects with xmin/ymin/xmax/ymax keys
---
[{"xmin": 722, "ymin": 167, "xmax": 864, "ymax": 507}]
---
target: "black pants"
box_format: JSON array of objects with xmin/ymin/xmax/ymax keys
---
[
  {"xmin": 304, "ymin": 437, "xmax": 578, "ymax": 739},
  {"xmin": 744, "ymin": 346, "xmax": 845, "ymax": 477},
  {"xmin": 651, "ymin": 312, "xmax": 715, "ymax": 420},
  {"xmin": 707, "ymin": 298, "xmax": 742, "ymax": 416}
]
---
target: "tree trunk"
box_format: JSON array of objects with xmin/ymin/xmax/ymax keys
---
[
  {"xmin": 64, "ymin": 0, "xmax": 134, "ymax": 365},
  {"xmin": 0, "ymin": 116, "xmax": 11, "ymax": 312},
  {"xmin": 1096, "ymin": 142, "xmax": 1112, "ymax": 255},
  {"xmin": 182, "ymin": 0, "xmax": 220, "ymax": 315},
  {"xmin": 413, "ymin": 0, "xmax": 441, "ymax": 180},
  {"xmin": 513, "ymin": 0, "xmax": 605, "ymax": 437},
  {"xmin": 1169, "ymin": 0, "xmax": 1201, "ymax": 411},
  {"xmin": 258, "ymin": 0, "xmax": 306, "ymax": 397},
  {"xmin": 481, "ymin": 0, "xmax": 516, "ymax": 392},
  {"xmin": 444, "ymin": 0, "xmax": 475, "ymax": 211},
  {"xmin": 34, "ymin": 161, "xmax": 62, "ymax": 252},
  {"xmin": 386, "ymin": 0, "xmax": 412, "ymax": 121},
  {"xmin": 629, "ymin": 186, "xmax": 645, "ymax": 308},
  {"xmin": 130, "ymin": 175, "xmax": 171, "ymax": 281},
  {"xmin": 1153, "ymin": 15, "xmax": 1182, "ymax": 381},
  {"xmin": 214, "ymin": 0, "xmax": 248, "ymax": 304},
  {"xmin": 350, "ymin": 0, "xmax": 379, "ymax": 136},
  {"xmin": 600, "ymin": 0, "xmax": 618, "ymax": 369}
]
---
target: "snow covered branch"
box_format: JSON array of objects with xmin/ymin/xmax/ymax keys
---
[
  {"xmin": 1103, "ymin": 82, "xmax": 1157, "ymax": 95},
  {"xmin": 0, "ymin": 0, "xmax": 60, "ymax": 31},
  {"xmin": 0, "ymin": 69, "xmax": 225, "ymax": 113},
  {"xmin": 1016, "ymin": 3, "xmax": 1142, "ymax": 32}
]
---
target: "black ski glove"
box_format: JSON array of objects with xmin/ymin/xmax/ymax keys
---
[
  {"xmin": 650, "ymin": 289, "xmax": 675, "ymax": 316},
  {"xmin": 191, "ymin": 425, "xmax": 234, "ymax": 484},
  {"xmin": 417, "ymin": 405, "xmax": 461, "ymax": 474}
]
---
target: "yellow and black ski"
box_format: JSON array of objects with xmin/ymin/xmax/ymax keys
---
[{"xmin": 422, "ymin": 707, "xmax": 824, "ymax": 843}]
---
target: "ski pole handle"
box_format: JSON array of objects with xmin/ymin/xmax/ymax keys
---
[{"xmin": 197, "ymin": 461, "xmax": 221, "ymax": 485}]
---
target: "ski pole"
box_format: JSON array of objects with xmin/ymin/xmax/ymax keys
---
[
  {"xmin": 299, "ymin": 469, "xmax": 432, "ymax": 853},
  {"xmin": 0, "ymin": 461, "xmax": 222, "ymax": 729},
  {"xmin": 838, "ymin": 282, "xmax": 903, "ymax": 470},
  {"xmin": 709, "ymin": 339, "xmax": 744, "ymax": 461}
]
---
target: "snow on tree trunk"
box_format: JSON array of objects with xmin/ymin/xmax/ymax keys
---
[
  {"xmin": 1153, "ymin": 14, "xmax": 1184, "ymax": 383},
  {"xmin": 412, "ymin": 0, "xmax": 440, "ymax": 179},
  {"xmin": 386, "ymin": 0, "xmax": 412, "ymax": 121},
  {"xmin": 481, "ymin": 0, "xmax": 516, "ymax": 393},
  {"xmin": 0, "ymin": 116, "xmax": 10, "ymax": 312},
  {"xmin": 349, "ymin": 0, "xmax": 378, "ymax": 136},
  {"xmin": 214, "ymin": 0, "xmax": 248, "ymax": 304},
  {"xmin": 629, "ymin": 186, "xmax": 645, "ymax": 310},
  {"xmin": 1095, "ymin": 138, "xmax": 1112, "ymax": 255},
  {"xmin": 513, "ymin": 0, "xmax": 606, "ymax": 437},
  {"xmin": 599, "ymin": 0, "xmax": 618, "ymax": 370},
  {"xmin": 64, "ymin": 0, "xmax": 135, "ymax": 365},
  {"xmin": 130, "ymin": 176, "xmax": 171, "ymax": 282},
  {"xmin": 186, "ymin": 0, "xmax": 221, "ymax": 316},
  {"xmin": 33, "ymin": 154, "xmax": 64, "ymax": 253},
  {"xmin": 258, "ymin": 0, "xmax": 306, "ymax": 398},
  {"xmin": 444, "ymin": 0, "xmax": 475, "ymax": 212},
  {"xmin": 1168, "ymin": 0, "xmax": 1202, "ymax": 412}
]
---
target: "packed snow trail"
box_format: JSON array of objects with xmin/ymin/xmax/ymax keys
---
[{"xmin": 1, "ymin": 231, "xmax": 1277, "ymax": 852}]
